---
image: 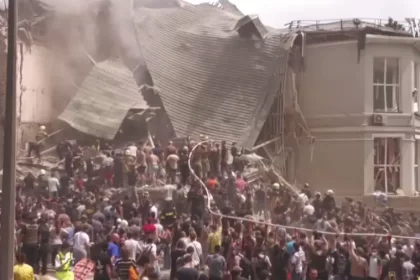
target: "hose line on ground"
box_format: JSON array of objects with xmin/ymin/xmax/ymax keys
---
[{"xmin": 187, "ymin": 141, "xmax": 420, "ymax": 241}]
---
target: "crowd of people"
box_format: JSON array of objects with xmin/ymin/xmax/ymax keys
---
[{"xmin": 8, "ymin": 132, "xmax": 420, "ymax": 280}]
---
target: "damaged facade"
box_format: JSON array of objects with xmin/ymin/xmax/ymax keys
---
[
  {"xmin": 6, "ymin": 1, "xmax": 420, "ymax": 205},
  {"xmin": 282, "ymin": 20, "xmax": 420, "ymax": 206}
]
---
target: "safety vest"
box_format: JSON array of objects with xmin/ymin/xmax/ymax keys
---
[
  {"xmin": 56, "ymin": 252, "xmax": 74, "ymax": 280},
  {"xmin": 57, "ymin": 252, "xmax": 73, "ymax": 271}
]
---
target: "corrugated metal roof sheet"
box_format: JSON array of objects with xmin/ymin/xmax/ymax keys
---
[
  {"xmin": 59, "ymin": 60, "xmax": 146, "ymax": 140},
  {"xmin": 134, "ymin": 5, "xmax": 288, "ymax": 148}
]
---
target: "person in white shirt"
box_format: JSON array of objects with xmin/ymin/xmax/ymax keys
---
[
  {"xmin": 291, "ymin": 243, "xmax": 306, "ymax": 279},
  {"xmin": 369, "ymin": 249, "xmax": 380, "ymax": 280},
  {"xmin": 124, "ymin": 232, "xmax": 143, "ymax": 260},
  {"xmin": 47, "ymin": 172, "xmax": 60, "ymax": 198},
  {"xmin": 143, "ymin": 239, "xmax": 159, "ymax": 274},
  {"xmin": 127, "ymin": 143, "xmax": 138, "ymax": 157},
  {"xmin": 150, "ymin": 205, "xmax": 158, "ymax": 219},
  {"xmin": 303, "ymin": 203, "xmax": 315, "ymax": 216},
  {"xmin": 73, "ymin": 225, "xmax": 90, "ymax": 264},
  {"xmin": 187, "ymin": 232, "xmax": 203, "ymax": 269}
]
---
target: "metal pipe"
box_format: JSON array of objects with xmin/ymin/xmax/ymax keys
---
[{"xmin": 0, "ymin": 0, "xmax": 17, "ymax": 278}]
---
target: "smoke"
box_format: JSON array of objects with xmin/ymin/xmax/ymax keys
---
[
  {"xmin": 15, "ymin": 0, "xmax": 155, "ymax": 121},
  {"xmin": 107, "ymin": 0, "xmax": 151, "ymax": 79},
  {"xmin": 24, "ymin": 0, "xmax": 117, "ymax": 115}
]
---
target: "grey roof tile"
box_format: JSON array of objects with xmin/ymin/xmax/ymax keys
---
[
  {"xmin": 59, "ymin": 60, "xmax": 146, "ymax": 140},
  {"xmin": 134, "ymin": 5, "xmax": 287, "ymax": 148}
]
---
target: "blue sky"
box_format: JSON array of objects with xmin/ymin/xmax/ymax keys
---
[{"xmin": 186, "ymin": 0, "xmax": 420, "ymax": 28}]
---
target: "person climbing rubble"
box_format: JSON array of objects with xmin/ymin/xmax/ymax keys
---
[{"xmin": 27, "ymin": 125, "xmax": 48, "ymax": 159}]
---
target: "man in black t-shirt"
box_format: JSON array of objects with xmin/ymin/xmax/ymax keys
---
[
  {"xmin": 92, "ymin": 242, "xmax": 112, "ymax": 280},
  {"xmin": 38, "ymin": 218, "xmax": 51, "ymax": 275},
  {"xmin": 176, "ymin": 254, "xmax": 199, "ymax": 280}
]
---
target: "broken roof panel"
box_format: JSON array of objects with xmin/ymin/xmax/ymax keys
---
[
  {"xmin": 59, "ymin": 60, "xmax": 146, "ymax": 140},
  {"xmin": 134, "ymin": 5, "xmax": 287, "ymax": 149}
]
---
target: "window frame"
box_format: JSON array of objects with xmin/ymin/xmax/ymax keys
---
[
  {"xmin": 373, "ymin": 137, "xmax": 401, "ymax": 194},
  {"xmin": 373, "ymin": 57, "xmax": 401, "ymax": 113}
]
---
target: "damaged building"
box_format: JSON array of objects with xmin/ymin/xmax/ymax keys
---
[
  {"xmin": 5, "ymin": 0, "xmax": 420, "ymax": 208},
  {"xmin": 282, "ymin": 20, "xmax": 420, "ymax": 208}
]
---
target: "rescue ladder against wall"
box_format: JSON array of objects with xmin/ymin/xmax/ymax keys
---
[{"xmin": 188, "ymin": 140, "xmax": 420, "ymax": 241}]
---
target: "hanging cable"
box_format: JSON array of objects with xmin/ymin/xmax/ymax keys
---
[{"xmin": 188, "ymin": 141, "xmax": 420, "ymax": 240}]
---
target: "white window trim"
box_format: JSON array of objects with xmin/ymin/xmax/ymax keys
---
[
  {"xmin": 373, "ymin": 57, "xmax": 401, "ymax": 113},
  {"xmin": 373, "ymin": 137, "xmax": 402, "ymax": 194},
  {"xmin": 373, "ymin": 83, "xmax": 400, "ymax": 86}
]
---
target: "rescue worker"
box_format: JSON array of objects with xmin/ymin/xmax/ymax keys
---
[
  {"xmin": 20, "ymin": 213, "xmax": 40, "ymax": 272},
  {"xmin": 28, "ymin": 125, "xmax": 48, "ymax": 158},
  {"xmin": 159, "ymin": 197, "xmax": 177, "ymax": 228},
  {"xmin": 55, "ymin": 242, "xmax": 74, "ymax": 280}
]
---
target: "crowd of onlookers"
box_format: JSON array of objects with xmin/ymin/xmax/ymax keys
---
[{"xmin": 9, "ymin": 136, "xmax": 420, "ymax": 280}]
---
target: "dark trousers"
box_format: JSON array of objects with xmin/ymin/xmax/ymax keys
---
[
  {"xmin": 180, "ymin": 165, "xmax": 189, "ymax": 185},
  {"xmin": 209, "ymin": 276, "xmax": 223, "ymax": 280},
  {"xmin": 28, "ymin": 142, "xmax": 41, "ymax": 158},
  {"xmin": 39, "ymin": 243, "xmax": 50, "ymax": 275},
  {"xmin": 51, "ymin": 244, "xmax": 61, "ymax": 266},
  {"xmin": 22, "ymin": 243, "xmax": 39, "ymax": 272}
]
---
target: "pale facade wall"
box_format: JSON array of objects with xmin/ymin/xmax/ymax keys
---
[
  {"xmin": 296, "ymin": 40, "xmax": 420, "ymax": 197},
  {"xmin": 298, "ymin": 41, "xmax": 366, "ymax": 117},
  {"xmin": 16, "ymin": 44, "xmax": 54, "ymax": 124}
]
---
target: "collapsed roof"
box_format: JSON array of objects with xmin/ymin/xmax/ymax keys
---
[
  {"xmin": 59, "ymin": 60, "xmax": 147, "ymax": 140},
  {"xmin": 133, "ymin": 4, "xmax": 288, "ymax": 148}
]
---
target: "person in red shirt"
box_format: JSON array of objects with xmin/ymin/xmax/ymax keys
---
[
  {"xmin": 75, "ymin": 174, "xmax": 84, "ymax": 192},
  {"xmin": 206, "ymin": 176, "xmax": 218, "ymax": 190},
  {"xmin": 234, "ymin": 173, "xmax": 247, "ymax": 193},
  {"xmin": 142, "ymin": 218, "xmax": 157, "ymax": 237}
]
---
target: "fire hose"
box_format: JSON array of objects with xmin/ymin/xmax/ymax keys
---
[{"xmin": 188, "ymin": 141, "xmax": 420, "ymax": 241}]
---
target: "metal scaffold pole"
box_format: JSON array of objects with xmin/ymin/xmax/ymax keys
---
[{"xmin": 0, "ymin": 0, "xmax": 17, "ymax": 278}]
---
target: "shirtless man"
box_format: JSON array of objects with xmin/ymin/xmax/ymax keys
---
[
  {"xmin": 147, "ymin": 151, "xmax": 160, "ymax": 185},
  {"xmin": 166, "ymin": 153, "xmax": 180, "ymax": 184}
]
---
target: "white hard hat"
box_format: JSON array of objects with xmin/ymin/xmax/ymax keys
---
[
  {"xmin": 272, "ymin": 183, "xmax": 280, "ymax": 189},
  {"xmin": 40, "ymin": 169, "xmax": 46, "ymax": 175},
  {"xmin": 39, "ymin": 125, "xmax": 46, "ymax": 131},
  {"xmin": 124, "ymin": 149, "xmax": 131, "ymax": 156},
  {"xmin": 326, "ymin": 189, "xmax": 334, "ymax": 195}
]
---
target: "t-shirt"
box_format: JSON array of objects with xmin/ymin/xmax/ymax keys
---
[
  {"xmin": 108, "ymin": 242, "xmax": 121, "ymax": 260},
  {"xmin": 286, "ymin": 241, "xmax": 296, "ymax": 256},
  {"xmin": 48, "ymin": 177, "xmax": 60, "ymax": 192},
  {"xmin": 208, "ymin": 254, "xmax": 226, "ymax": 278},
  {"xmin": 208, "ymin": 228, "xmax": 222, "ymax": 254},
  {"xmin": 93, "ymin": 253, "xmax": 111, "ymax": 280},
  {"xmin": 187, "ymin": 241, "xmax": 203, "ymax": 267},
  {"xmin": 13, "ymin": 263, "xmax": 34, "ymax": 280},
  {"xmin": 176, "ymin": 266, "xmax": 199, "ymax": 280},
  {"xmin": 115, "ymin": 259, "xmax": 137, "ymax": 280},
  {"xmin": 73, "ymin": 231, "xmax": 90, "ymax": 249}
]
